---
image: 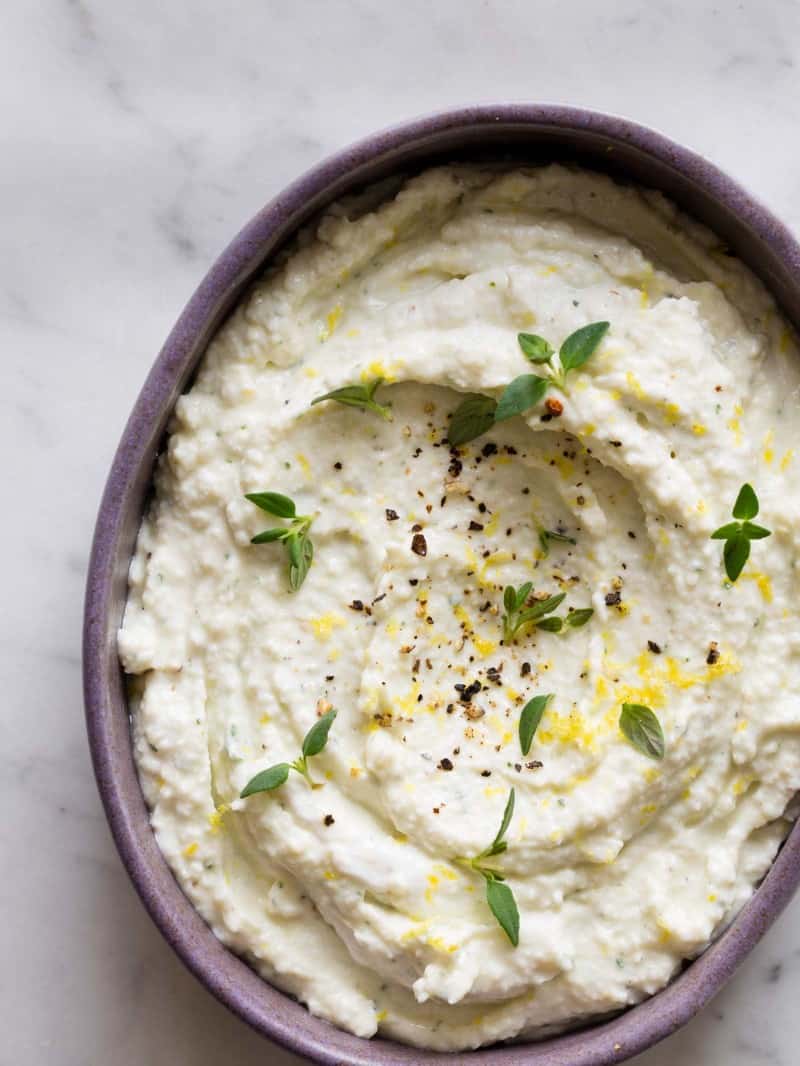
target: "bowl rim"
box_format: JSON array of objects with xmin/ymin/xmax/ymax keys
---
[{"xmin": 84, "ymin": 103, "xmax": 800, "ymax": 1066}]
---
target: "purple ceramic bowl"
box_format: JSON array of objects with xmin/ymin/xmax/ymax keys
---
[{"xmin": 84, "ymin": 104, "xmax": 800, "ymax": 1065}]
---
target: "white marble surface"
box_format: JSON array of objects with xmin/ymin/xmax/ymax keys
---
[{"xmin": 5, "ymin": 1, "xmax": 800, "ymax": 1062}]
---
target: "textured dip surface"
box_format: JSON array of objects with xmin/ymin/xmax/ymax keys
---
[{"xmin": 119, "ymin": 165, "xmax": 800, "ymax": 1051}]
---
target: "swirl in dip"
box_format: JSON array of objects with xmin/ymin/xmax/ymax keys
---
[{"xmin": 119, "ymin": 165, "xmax": 800, "ymax": 1051}]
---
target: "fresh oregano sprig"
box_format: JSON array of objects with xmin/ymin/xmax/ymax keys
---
[
  {"xmin": 245, "ymin": 491, "xmax": 314, "ymax": 591},
  {"xmin": 240, "ymin": 706, "xmax": 338, "ymax": 796},
  {"xmin": 447, "ymin": 322, "xmax": 609, "ymax": 445},
  {"xmin": 519, "ymin": 694, "xmax": 552, "ymax": 755},
  {"xmin": 710, "ymin": 483, "xmax": 771, "ymax": 582},
  {"xmin": 619, "ymin": 703, "xmax": 665, "ymax": 760},
  {"xmin": 502, "ymin": 582, "xmax": 593, "ymax": 642},
  {"xmin": 311, "ymin": 377, "xmax": 391, "ymax": 420},
  {"xmin": 454, "ymin": 789, "xmax": 519, "ymax": 946}
]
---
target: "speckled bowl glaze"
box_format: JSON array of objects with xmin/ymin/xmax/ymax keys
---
[{"xmin": 84, "ymin": 105, "xmax": 800, "ymax": 1065}]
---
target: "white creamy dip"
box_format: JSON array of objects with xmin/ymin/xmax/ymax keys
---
[{"xmin": 119, "ymin": 165, "xmax": 800, "ymax": 1051}]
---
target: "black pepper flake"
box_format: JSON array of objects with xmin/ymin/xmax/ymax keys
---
[
  {"xmin": 411, "ymin": 533, "xmax": 427, "ymax": 556},
  {"xmin": 409, "ymin": 578, "xmax": 419, "ymax": 586},
  {"xmin": 605, "ymin": 590, "xmax": 622, "ymax": 607},
  {"xmin": 448, "ymin": 455, "xmax": 463, "ymax": 478},
  {"xmin": 628, "ymin": 530, "xmax": 636, "ymax": 539},
  {"xmin": 576, "ymin": 495, "xmax": 586, "ymax": 506},
  {"xmin": 385, "ymin": 508, "xmax": 399, "ymax": 521},
  {"xmin": 325, "ymin": 674, "xmax": 335, "ymax": 681},
  {"xmin": 469, "ymin": 520, "xmax": 484, "ymax": 532},
  {"xmin": 455, "ymin": 680, "xmax": 481, "ymax": 703},
  {"xmin": 520, "ymin": 662, "xmax": 531, "ymax": 677},
  {"xmin": 324, "ymin": 814, "xmax": 335, "ymax": 826},
  {"xmin": 481, "ymin": 769, "xmax": 492, "ymax": 777},
  {"xmin": 647, "ymin": 640, "xmax": 662, "ymax": 654},
  {"xmin": 514, "ymin": 763, "xmax": 522, "ymax": 772},
  {"xmin": 481, "ymin": 442, "xmax": 498, "ymax": 457},
  {"xmin": 438, "ymin": 757, "xmax": 454, "ymax": 771},
  {"xmin": 333, "ymin": 461, "xmax": 342, "ymax": 470},
  {"xmin": 526, "ymin": 760, "xmax": 543, "ymax": 770},
  {"xmin": 609, "ymin": 440, "xmax": 622, "ymax": 448},
  {"xmin": 411, "ymin": 523, "xmax": 423, "ymax": 533},
  {"xmin": 446, "ymin": 703, "xmax": 455, "ymax": 714},
  {"xmin": 706, "ymin": 642, "xmax": 720, "ymax": 665}
]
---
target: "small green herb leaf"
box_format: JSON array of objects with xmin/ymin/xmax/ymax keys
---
[
  {"xmin": 240, "ymin": 762, "xmax": 291, "ymax": 797},
  {"xmin": 246, "ymin": 492, "xmax": 315, "ymax": 591},
  {"xmin": 542, "ymin": 529, "xmax": 576, "ymax": 546},
  {"xmin": 520, "ymin": 593, "xmax": 567, "ymax": 621},
  {"xmin": 245, "ymin": 492, "xmax": 296, "ymax": 519},
  {"xmin": 518, "ymin": 333, "xmax": 555, "ymax": 364},
  {"xmin": 724, "ymin": 534, "xmax": 750, "ymax": 583},
  {"xmin": 288, "ymin": 533, "xmax": 314, "ymax": 591},
  {"xmin": 492, "ymin": 788, "xmax": 515, "ymax": 850},
  {"xmin": 501, "ymin": 583, "xmax": 591, "ymax": 642},
  {"xmin": 711, "ymin": 522, "xmax": 743, "ymax": 540},
  {"xmin": 558, "ymin": 321, "xmax": 610, "ymax": 373},
  {"xmin": 311, "ymin": 379, "xmax": 391, "ymax": 420},
  {"xmin": 495, "ymin": 374, "xmax": 548, "ymax": 422},
  {"xmin": 515, "ymin": 582, "xmax": 532, "ymax": 608},
  {"xmin": 519, "ymin": 694, "xmax": 552, "ymax": 755},
  {"xmin": 732, "ymin": 483, "xmax": 759, "ymax": 521},
  {"xmin": 454, "ymin": 788, "xmax": 519, "ymax": 945},
  {"xmin": 240, "ymin": 702, "xmax": 338, "ymax": 798},
  {"xmin": 302, "ymin": 708, "xmax": 338, "ymax": 758},
  {"xmin": 711, "ymin": 484, "xmax": 770, "ymax": 582},
  {"xmin": 565, "ymin": 607, "xmax": 594, "ymax": 628},
  {"xmin": 485, "ymin": 877, "xmax": 520, "ymax": 946},
  {"xmin": 448, "ymin": 393, "xmax": 498, "ymax": 446},
  {"xmin": 742, "ymin": 522, "xmax": 771, "ymax": 540},
  {"xmin": 250, "ymin": 527, "xmax": 289, "ymax": 544},
  {"xmin": 619, "ymin": 703, "xmax": 665, "ymax": 760}
]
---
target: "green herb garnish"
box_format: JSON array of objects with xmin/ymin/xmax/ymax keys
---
[
  {"xmin": 538, "ymin": 528, "xmax": 577, "ymax": 556},
  {"xmin": 519, "ymin": 321, "xmax": 609, "ymax": 388},
  {"xmin": 245, "ymin": 491, "xmax": 314, "ymax": 590},
  {"xmin": 519, "ymin": 694, "xmax": 552, "ymax": 755},
  {"xmin": 619, "ymin": 703, "xmax": 665, "ymax": 760},
  {"xmin": 311, "ymin": 377, "xmax": 391, "ymax": 420},
  {"xmin": 711, "ymin": 483, "xmax": 771, "ymax": 582},
  {"xmin": 241, "ymin": 706, "xmax": 337, "ymax": 796},
  {"xmin": 502, "ymin": 582, "xmax": 593, "ymax": 642},
  {"xmin": 518, "ymin": 333, "xmax": 555, "ymax": 363},
  {"xmin": 495, "ymin": 375, "xmax": 549, "ymax": 423},
  {"xmin": 447, "ymin": 393, "xmax": 498, "ymax": 446},
  {"xmin": 554, "ymin": 322, "xmax": 610, "ymax": 380},
  {"xmin": 455, "ymin": 789, "xmax": 519, "ymax": 946},
  {"xmin": 446, "ymin": 322, "xmax": 610, "ymax": 445}
]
